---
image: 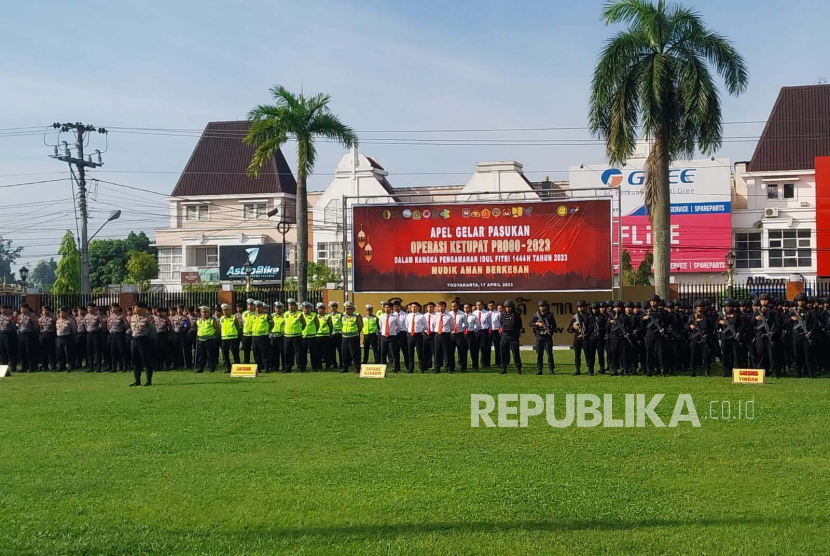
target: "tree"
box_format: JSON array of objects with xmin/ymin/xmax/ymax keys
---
[
  {"xmin": 125, "ymin": 251, "xmax": 159, "ymax": 293},
  {"xmin": 53, "ymin": 231, "xmax": 80, "ymax": 293},
  {"xmin": 307, "ymin": 261, "xmax": 341, "ymax": 290},
  {"xmin": 244, "ymin": 86, "xmax": 357, "ymax": 300},
  {"xmin": 30, "ymin": 258, "xmax": 58, "ymax": 285},
  {"xmin": 589, "ymin": 0, "xmax": 747, "ymax": 299},
  {"xmin": 635, "ymin": 251, "xmax": 654, "ymax": 285},
  {"xmin": 0, "ymin": 236, "xmax": 22, "ymax": 283},
  {"xmin": 89, "ymin": 232, "xmax": 156, "ymax": 289}
]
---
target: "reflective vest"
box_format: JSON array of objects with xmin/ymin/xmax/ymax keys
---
[
  {"xmin": 302, "ymin": 314, "xmax": 318, "ymax": 338},
  {"xmin": 271, "ymin": 314, "xmax": 285, "ymax": 336},
  {"xmin": 342, "ymin": 314, "xmax": 359, "ymax": 337},
  {"xmin": 252, "ymin": 313, "xmax": 271, "ymax": 337},
  {"xmin": 242, "ymin": 310, "xmax": 253, "ymax": 336},
  {"xmin": 363, "ymin": 314, "xmax": 379, "ymax": 334},
  {"xmin": 196, "ymin": 318, "xmax": 215, "ymax": 339},
  {"xmin": 220, "ymin": 316, "xmax": 238, "ymax": 339},
  {"xmin": 316, "ymin": 315, "xmax": 331, "ymax": 337},
  {"xmin": 330, "ymin": 312, "xmax": 343, "ymax": 333},
  {"xmin": 283, "ymin": 311, "xmax": 303, "ymax": 337}
]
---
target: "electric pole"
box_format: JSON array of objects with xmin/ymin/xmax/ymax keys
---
[{"xmin": 50, "ymin": 122, "xmax": 107, "ymax": 298}]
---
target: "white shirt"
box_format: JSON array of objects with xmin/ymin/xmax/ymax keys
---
[
  {"xmin": 431, "ymin": 311, "xmax": 454, "ymax": 334},
  {"xmin": 473, "ymin": 309, "xmax": 491, "ymax": 330},
  {"xmin": 449, "ymin": 310, "xmax": 468, "ymax": 334},
  {"xmin": 423, "ymin": 312, "xmax": 434, "ymax": 335},
  {"xmin": 395, "ymin": 311, "xmax": 407, "ymax": 330},
  {"xmin": 465, "ymin": 312, "xmax": 480, "ymax": 332},
  {"xmin": 404, "ymin": 312, "xmax": 428, "ymax": 334},
  {"xmin": 490, "ymin": 311, "xmax": 502, "ymax": 332},
  {"xmin": 378, "ymin": 313, "xmax": 400, "ymax": 337}
]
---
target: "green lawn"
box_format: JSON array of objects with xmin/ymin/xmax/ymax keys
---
[{"xmin": 1, "ymin": 352, "xmax": 828, "ymax": 555}]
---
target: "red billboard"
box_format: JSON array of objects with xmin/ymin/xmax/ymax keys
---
[{"xmin": 351, "ymin": 200, "xmax": 612, "ymax": 292}]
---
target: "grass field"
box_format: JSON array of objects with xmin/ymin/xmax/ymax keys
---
[{"xmin": 2, "ymin": 352, "xmax": 829, "ymax": 555}]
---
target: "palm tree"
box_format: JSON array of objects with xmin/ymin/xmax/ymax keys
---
[
  {"xmin": 589, "ymin": 0, "xmax": 748, "ymax": 299},
  {"xmin": 245, "ymin": 86, "xmax": 357, "ymax": 299}
]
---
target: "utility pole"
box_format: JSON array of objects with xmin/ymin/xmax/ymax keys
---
[{"xmin": 50, "ymin": 122, "xmax": 107, "ymax": 298}]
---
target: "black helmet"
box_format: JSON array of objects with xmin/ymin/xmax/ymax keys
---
[
  {"xmin": 694, "ymin": 298, "xmax": 705, "ymax": 308},
  {"xmin": 538, "ymin": 299, "xmax": 549, "ymax": 307},
  {"xmin": 625, "ymin": 301, "xmax": 635, "ymax": 309},
  {"xmin": 795, "ymin": 293, "xmax": 807, "ymax": 302},
  {"xmin": 614, "ymin": 301, "xmax": 624, "ymax": 309},
  {"xmin": 649, "ymin": 294, "xmax": 660, "ymax": 302},
  {"xmin": 599, "ymin": 301, "xmax": 608, "ymax": 309},
  {"xmin": 640, "ymin": 301, "xmax": 650, "ymax": 310},
  {"xmin": 503, "ymin": 299, "xmax": 515, "ymax": 308},
  {"xmin": 606, "ymin": 299, "xmax": 614, "ymax": 306},
  {"xmin": 759, "ymin": 293, "xmax": 770, "ymax": 301},
  {"xmin": 576, "ymin": 300, "xmax": 585, "ymax": 308},
  {"xmin": 591, "ymin": 302, "xmax": 601, "ymax": 310}
]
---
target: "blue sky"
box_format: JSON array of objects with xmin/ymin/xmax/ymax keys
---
[{"xmin": 1, "ymin": 0, "xmax": 828, "ymax": 268}]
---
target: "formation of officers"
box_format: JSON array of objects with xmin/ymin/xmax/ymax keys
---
[{"xmin": 1, "ymin": 292, "xmax": 824, "ymax": 385}]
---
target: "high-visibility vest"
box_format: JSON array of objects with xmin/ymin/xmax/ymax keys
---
[
  {"xmin": 363, "ymin": 314, "xmax": 378, "ymax": 334},
  {"xmin": 252, "ymin": 313, "xmax": 270, "ymax": 337},
  {"xmin": 196, "ymin": 318, "xmax": 215, "ymax": 339},
  {"xmin": 242, "ymin": 310, "xmax": 253, "ymax": 336},
  {"xmin": 220, "ymin": 316, "xmax": 238, "ymax": 339},
  {"xmin": 316, "ymin": 315, "xmax": 331, "ymax": 337},
  {"xmin": 283, "ymin": 311, "xmax": 303, "ymax": 337},
  {"xmin": 342, "ymin": 314, "xmax": 359, "ymax": 337},
  {"xmin": 271, "ymin": 314, "xmax": 285, "ymax": 336},
  {"xmin": 330, "ymin": 312, "xmax": 343, "ymax": 333},
  {"xmin": 302, "ymin": 315, "xmax": 318, "ymax": 338}
]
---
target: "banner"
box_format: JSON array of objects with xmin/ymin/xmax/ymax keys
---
[
  {"xmin": 219, "ymin": 244, "xmax": 284, "ymax": 282},
  {"xmin": 351, "ymin": 200, "xmax": 612, "ymax": 292},
  {"xmin": 569, "ymin": 158, "xmax": 732, "ymax": 273}
]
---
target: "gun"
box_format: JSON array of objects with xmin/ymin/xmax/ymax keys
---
[
  {"xmin": 646, "ymin": 309, "xmax": 674, "ymax": 340},
  {"xmin": 689, "ymin": 317, "xmax": 708, "ymax": 344},
  {"xmin": 719, "ymin": 309, "xmax": 739, "ymax": 342},
  {"xmin": 609, "ymin": 314, "xmax": 634, "ymax": 345},
  {"xmin": 535, "ymin": 311, "xmax": 552, "ymax": 336},
  {"xmin": 754, "ymin": 308, "xmax": 775, "ymax": 343},
  {"xmin": 790, "ymin": 307, "xmax": 813, "ymax": 346},
  {"xmin": 573, "ymin": 312, "xmax": 587, "ymax": 340}
]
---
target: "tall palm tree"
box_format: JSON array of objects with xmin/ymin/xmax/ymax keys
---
[
  {"xmin": 245, "ymin": 86, "xmax": 357, "ymax": 299},
  {"xmin": 589, "ymin": 0, "xmax": 748, "ymax": 299}
]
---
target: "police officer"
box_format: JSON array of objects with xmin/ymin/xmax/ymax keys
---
[
  {"xmin": 282, "ymin": 299, "xmax": 303, "ymax": 373},
  {"xmin": 315, "ymin": 302, "xmax": 334, "ymax": 370},
  {"xmin": 448, "ymin": 300, "xmax": 468, "ymax": 372},
  {"xmin": 83, "ymin": 303, "xmax": 106, "ymax": 373},
  {"xmin": 642, "ymin": 295, "xmax": 667, "ymax": 377},
  {"xmin": 607, "ymin": 301, "xmax": 630, "ymax": 376},
  {"xmin": 404, "ymin": 302, "xmax": 427, "ymax": 373},
  {"xmin": 270, "ymin": 301, "xmax": 285, "ymax": 373},
  {"xmin": 38, "ymin": 306, "xmax": 57, "ymax": 371},
  {"xmin": 55, "ymin": 307, "xmax": 76, "ymax": 372},
  {"xmin": 0, "ymin": 304, "xmax": 17, "ymax": 373},
  {"xmin": 499, "ymin": 300, "xmax": 522, "ymax": 374},
  {"xmin": 567, "ymin": 300, "xmax": 595, "ymax": 376},
  {"xmin": 789, "ymin": 293, "xmax": 815, "ymax": 378},
  {"xmin": 718, "ymin": 299, "xmax": 743, "ymax": 377},
  {"xmin": 219, "ymin": 303, "xmax": 241, "ymax": 373},
  {"xmin": 754, "ymin": 293, "xmax": 779, "ymax": 378},
  {"xmin": 106, "ymin": 303, "xmax": 128, "ymax": 372},
  {"xmin": 250, "ymin": 301, "xmax": 272, "ymax": 372},
  {"xmin": 378, "ymin": 301, "xmax": 401, "ymax": 373},
  {"xmin": 241, "ymin": 298, "xmax": 256, "ymax": 364},
  {"xmin": 17, "ymin": 303, "xmax": 39, "ymax": 373},
  {"xmin": 530, "ymin": 300, "xmax": 556, "ymax": 375},
  {"xmin": 129, "ymin": 302, "xmax": 156, "ymax": 387},
  {"xmin": 193, "ymin": 306, "xmax": 218, "ymax": 373},
  {"xmin": 473, "ymin": 301, "xmax": 492, "ymax": 369},
  {"xmin": 688, "ymin": 299, "xmax": 713, "ymax": 377},
  {"xmin": 591, "ymin": 302, "xmax": 607, "ymax": 374},
  {"xmin": 328, "ymin": 301, "xmax": 344, "ymax": 370},
  {"xmin": 361, "ymin": 304, "xmax": 379, "ymax": 364},
  {"xmin": 340, "ymin": 301, "xmax": 362, "ymax": 373},
  {"xmin": 299, "ymin": 301, "xmax": 320, "ymax": 372}
]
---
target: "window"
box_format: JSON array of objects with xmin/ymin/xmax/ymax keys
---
[
  {"xmin": 735, "ymin": 232, "xmax": 762, "ymax": 269},
  {"xmin": 192, "ymin": 246, "xmax": 218, "ymax": 268},
  {"xmin": 784, "ymin": 183, "xmax": 795, "ymax": 199},
  {"xmin": 769, "ymin": 229, "xmax": 811, "ymax": 268},
  {"xmin": 316, "ymin": 242, "xmax": 343, "ymax": 275},
  {"xmin": 158, "ymin": 247, "xmax": 182, "ymax": 281},
  {"xmin": 243, "ymin": 203, "xmax": 267, "ymax": 220},
  {"xmin": 767, "ymin": 184, "xmax": 779, "ymax": 199},
  {"xmin": 185, "ymin": 204, "xmax": 209, "ymax": 221}
]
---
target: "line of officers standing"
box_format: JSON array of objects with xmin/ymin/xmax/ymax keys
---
[{"xmin": 566, "ymin": 293, "xmax": 826, "ymax": 378}]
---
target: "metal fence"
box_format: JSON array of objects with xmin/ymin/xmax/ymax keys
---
[
  {"xmin": 40, "ymin": 292, "xmax": 122, "ymax": 310},
  {"xmin": 675, "ymin": 280, "xmax": 830, "ymax": 309},
  {"xmin": 0, "ymin": 294, "xmax": 25, "ymax": 311}
]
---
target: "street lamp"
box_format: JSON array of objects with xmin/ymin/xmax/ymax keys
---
[
  {"xmin": 725, "ymin": 250, "xmax": 736, "ymax": 298},
  {"xmin": 243, "ymin": 260, "xmax": 253, "ymax": 293},
  {"xmin": 89, "ymin": 210, "xmax": 121, "ymax": 242},
  {"xmin": 267, "ymin": 206, "xmax": 291, "ymax": 286}
]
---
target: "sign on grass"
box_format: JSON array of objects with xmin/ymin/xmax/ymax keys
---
[
  {"xmin": 732, "ymin": 368, "xmax": 765, "ymax": 384},
  {"xmin": 360, "ymin": 364, "xmax": 387, "ymax": 379},
  {"xmin": 230, "ymin": 364, "xmax": 258, "ymax": 378}
]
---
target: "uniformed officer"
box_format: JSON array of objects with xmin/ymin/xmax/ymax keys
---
[
  {"xmin": 55, "ymin": 307, "xmax": 76, "ymax": 372},
  {"xmin": 17, "ymin": 303, "xmax": 39, "ymax": 373},
  {"xmin": 282, "ymin": 299, "xmax": 303, "ymax": 373},
  {"xmin": 789, "ymin": 293, "xmax": 816, "ymax": 378},
  {"xmin": 340, "ymin": 301, "xmax": 362, "ymax": 373},
  {"xmin": 607, "ymin": 301, "xmax": 631, "ymax": 376},
  {"xmin": 299, "ymin": 301, "xmax": 320, "ymax": 372},
  {"xmin": 754, "ymin": 293, "xmax": 779, "ymax": 378},
  {"xmin": 463, "ymin": 303, "xmax": 480, "ymax": 370},
  {"xmin": 489, "ymin": 301, "xmax": 503, "ymax": 368},
  {"xmin": 393, "ymin": 301, "xmax": 410, "ymax": 371},
  {"xmin": 567, "ymin": 300, "xmax": 595, "ymax": 375},
  {"xmin": 448, "ymin": 300, "xmax": 468, "ymax": 372},
  {"xmin": 404, "ymin": 302, "xmax": 427, "ymax": 373},
  {"xmin": 0, "ymin": 304, "xmax": 17, "ymax": 373},
  {"xmin": 642, "ymin": 295, "xmax": 667, "ymax": 376},
  {"xmin": 250, "ymin": 301, "xmax": 272, "ymax": 372},
  {"xmin": 38, "ymin": 306, "xmax": 57, "ymax": 371},
  {"xmin": 219, "ymin": 303, "xmax": 241, "ymax": 373},
  {"xmin": 473, "ymin": 301, "xmax": 492, "ymax": 369},
  {"xmin": 241, "ymin": 298, "xmax": 256, "ymax": 364},
  {"xmin": 193, "ymin": 306, "xmax": 218, "ymax": 373},
  {"xmin": 378, "ymin": 301, "xmax": 400, "ymax": 373},
  {"xmin": 106, "ymin": 303, "xmax": 128, "ymax": 372},
  {"xmin": 74, "ymin": 306, "xmax": 87, "ymax": 369},
  {"xmin": 529, "ymin": 299, "xmax": 556, "ymax": 375},
  {"xmin": 499, "ymin": 300, "xmax": 523, "ymax": 375},
  {"xmin": 83, "ymin": 303, "xmax": 106, "ymax": 373},
  {"xmin": 361, "ymin": 304, "xmax": 379, "ymax": 364},
  {"xmin": 422, "ymin": 302, "xmax": 436, "ymax": 369},
  {"xmin": 718, "ymin": 299, "xmax": 743, "ymax": 377},
  {"xmin": 315, "ymin": 302, "xmax": 334, "ymax": 370},
  {"xmin": 688, "ymin": 299, "xmax": 713, "ymax": 376},
  {"xmin": 431, "ymin": 301, "xmax": 455, "ymax": 373},
  {"xmin": 269, "ymin": 301, "xmax": 285, "ymax": 373},
  {"xmin": 328, "ymin": 301, "xmax": 344, "ymax": 370},
  {"xmin": 129, "ymin": 302, "xmax": 156, "ymax": 386}
]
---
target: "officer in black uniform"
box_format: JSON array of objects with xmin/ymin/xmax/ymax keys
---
[
  {"xmin": 567, "ymin": 300, "xmax": 595, "ymax": 375},
  {"xmin": 529, "ymin": 299, "xmax": 556, "ymax": 375},
  {"xmin": 607, "ymin": 301, "xmax": 631, "ymax": 376},
  {"xmin": 717, "ymin": 299, "xmax": 743, "ymax": 377},
  {"xmin": 498, "ymin": 299, "xmax": 522, "ymax": 375},
  {"xmin": 642, "ymin": 295, "xmax": 667, "ymax": 376},
  {"xmin": 789, "ymin": 292, "xmax": 816, "ymax": 378}
]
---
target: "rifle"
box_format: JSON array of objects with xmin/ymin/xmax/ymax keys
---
[
  {"xmin": 790, "ymin": 307, "xmax": 813, "ymax": 345},
  {"xmin": 754, "ymin": 308, "xmax": 775, "ymax": 343},
  {"xmin": 573, "ymin": 312, "xmax": 587, "ymax": 340},
  {"xmin": 609, "ymin": 313, "xmax": 634, "ymax": 345},
  {"xmin": 534, "ymin": 311, "xmax": 552, "ymax": 336},
  {"xmin": 689, "ymin": 316, "xmax": 709, "ymax": 344},
  {"xmin": 646, "ymin": 309, "xmax": 675, "ymax": 340},
  {"xmin": 719, "ymin": 309, "xmax": 739, "ymax": 342}
]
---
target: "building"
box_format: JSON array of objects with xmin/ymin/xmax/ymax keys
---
[
  {"xmin": 152, "ymin": 121, "xmax": 298, "ymax": 291},
  {"xmin": 732, "ymin": 84, "xmax": 830, "ymax": 282}
]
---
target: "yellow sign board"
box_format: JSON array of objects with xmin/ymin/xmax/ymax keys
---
[
  {"xmin": 732, "ymin": 368, "xmax": 765, "ymax": 384},
  {"xmin": 360, "ymin": 364, "xmax": 387, "ymax": 379},
  {"xmin": 230, "ymin": 364, "xmax": 258, "ymax": 378}
]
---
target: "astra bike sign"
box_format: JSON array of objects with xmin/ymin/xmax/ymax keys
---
[{"xmin": 219, "ymin": 244, "xmax": 284, "ymax": 281}]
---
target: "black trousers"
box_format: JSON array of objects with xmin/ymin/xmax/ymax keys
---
[
  {"xmin": 433, "ymin": 334, "xmax": 454, "ymax": 372},
  {"xmin": 56, "ymin": 336, "xmax": 75, "ymax": 370},
  {"xmin": 154, "ymin": 334, "xmax": 171, "ymax": 371},
  {"xmin": 645, "ymin": 334, "xmax": 665, "ymax": 374},
  {"xmin": 453, "ymin": 333, "xmax": 467, "ymax": 371},
  {"xmin": 283, "ymin": 336, "xmax": 301, "ymax": 371},
  {"xmin": 270, "ymin": 336, "xmax": 283, "ymax": 372},
  {"xmin": 754, "ymin": 336, "xmax": 777, "ymax": 376},
  {"xmin": 342, "ymin": 335, "xmax": 360, "ymax": 371},
  {"xmin": 0, "ymin": 332, "xmax": 17, "ymax": 369},
  {"xmin": 195, "ymin": 338, "xmax": 218, "ymax": 372},
  {"xmin": 86, "ymin": 331, "xmax": 105, "ymax": 370},
  {"xmin": 720, "ymin": 338, "xmax": 737, "ymax": 375},
  {"xmin": 689, "ymin": 339, "xmax": 711, "ymax": 373},
  {"xmin": 792, "ymin": 336, "xmax": 814, "ymax": 377},
  {"xmin": 363, "ymin": 333, "xmax": 379, "ymax": 364},
  {"xmin": 477, "ymin": 330, "xmax": 491, "ymax": 367},
  {"xmin": 171, "ymin": 331, "xmax": 187, "ymax": 368},
  {"xmin": 131, "ymin": 336, "xmax": 153, "ymax": 384},
  {"xmin": 252, "ymin": 336, "xmax": 271, "ymax": 372},
  {"xmin": 39, "ymin": 332, "xmax": 57, "ymax": 370},
  {"xmin": 465, "ymin": 332, "xmax": 480, "ymax": 369},
  {"xmin": 572, "ymin": 337, "xmax": 595, "ymax": 372},
  {"xmin": 18, "ymin": 331, "xmax": 38, "ymax": 371},
  {"xmin": 75, "ymin": 334, "xmax": 87, "ymax": 369},
  {"xmin": 595, "ymin": 338, "xmax": 606, "ymax": 371},
  {"xmin": 396, "ymin": 331, "xmax": 410, "ymax": 370},
  {"xmin": 221, "ymin": 337, "xmax": 240, "ymax": 372},
  {"xmin": 535, "ymin": 336, "xmax": 554, "ymax": 372},
  {"xmin": 609, "ymin": 337, "xmax": 627, "ymax": 373},
  {"xmin": 300, "ymin": 336, "xmax": 320, "ymax": 371},
  {"xmin": 330, "ymin": 333, "xmax": 342, "ymax": 367},
  {"xmin": 422, "ymin": 333, "xmax": 434, "ymax": 368},
  {"xmin": 379, "ymin": 335, "xmax": 400, "ymax": 372},
  {"xmin": 109, "ymin": 332, "xmax": 127, "ymax": 370},
  {"xmin": 491, "ymin": 331, "xmax": 502, "ymax": 367},
  {"xmin": 406, "ymin": 333, "xmax": 424, "ymax": 372},
  {"xmin": 242, "ymin": 335, "xmax": 253, "ymax": 364},
  {"xmin": 500, "ymin": 335, "xmax": 521, "ymax": 372}
]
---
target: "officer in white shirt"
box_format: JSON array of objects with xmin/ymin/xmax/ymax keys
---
[
  {"xmin": 448, "ymin": 300, "xmax": 468, "ymax": 371},
  {"xmin": 422, "ymin": 302, "xmax": 436, "ymax": 369},
  {"xmin": 378, "ymin": 302, "xmax": 401, "ymax": 373},
  {"xmin": 473, "ymin": 300, "xmax": 492, "ymax": 368},
  {"xmin": 393, "ymin": 301, "xmax": 410, "ymax": 371},
  {"xmin": 431, "ymin": 301, "xmax": 455, "ymax": 373},
  {"xmin": 464, "ymin": 303, "xmax": 481, "ymax": 370},
  {"xmin": 404, "ymin": 302, "xmax": 428, "ymax": 373},
  {"xmin": 490, "ymin": 301, "xmax": 503, "ymax": 367}
]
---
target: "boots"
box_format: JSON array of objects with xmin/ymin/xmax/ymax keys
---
[
  {"xmin": 129, "ymin": 370, "xmax": 141, "ymax": 387},
  {"xmin": 144, "ymin": 370, "xmax": 153, "ymax": 386}
]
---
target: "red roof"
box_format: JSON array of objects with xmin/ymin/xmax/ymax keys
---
[
  {"xmin": 171, "ymin": 121, "xmax": 296, "ymax": 197},
  {"xmin": 748, "ymin": 84, "xmax": 830, "ymax": 172}
]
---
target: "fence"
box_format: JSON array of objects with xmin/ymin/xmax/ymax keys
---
[
  {"xmin": 40, "ymin": 292, "xmax": 121, "ymax": 310},
  {"xmin": 675, "ymin": 279, "xmax": 830, "ymax": 309}
]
